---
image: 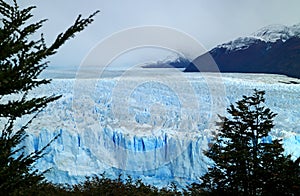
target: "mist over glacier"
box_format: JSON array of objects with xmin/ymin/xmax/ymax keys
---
[{"xmin": 20, "ymin": 72, "xmax": 300, "ymax": 188}]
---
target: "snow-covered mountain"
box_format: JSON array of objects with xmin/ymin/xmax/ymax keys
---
[
  {"xmin": 185, "ymin": 23, "xmax": 300, "ymax": 78},
  {"xmin": 215, "ymin": 23, "xmax": 300, "ymax": 51},
  {"xmin": 252, "ymin": 24, "xmax": 300, "ymax": 42},
  {"xmin": 18, "ymin": 73, "xmax": 300, "ymax": 188},
  {"xmin": 142, "ymin": 56, "xmax": 191, "ymax": 69}
]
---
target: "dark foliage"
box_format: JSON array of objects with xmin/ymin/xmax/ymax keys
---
[
  {"xmin": 71, "ymin": 174, "xmax": 160, "ymax": 196},
  {"xmin": 0, "ymin": 0, "xmax": 98, "ymax": 194},
  {"xmin": 195, "ymin": 89, "xmax": 300, "ymax": 195},
  {"xmin": 19, "ymin": 174, "xmax": 184, "ymax": 196}
]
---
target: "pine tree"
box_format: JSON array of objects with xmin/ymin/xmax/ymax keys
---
[
  {"xmin": 197, "ymin": 89, "xmax": 300, "ymax": 195},
  {"xmin": 0, "ymin": 0, "xmax": 98, "ymax": 194}
]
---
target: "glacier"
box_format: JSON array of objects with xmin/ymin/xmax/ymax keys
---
[{"xmin": 16, "ymin": 72, "xmax": 300, "ymax": 188}]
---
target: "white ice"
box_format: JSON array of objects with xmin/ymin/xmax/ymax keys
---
[{"xmin": 16, "ymin": 71, "xmax": 300, "ymax": 188}]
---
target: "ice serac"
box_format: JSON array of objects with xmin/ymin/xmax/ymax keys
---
[{"xmin": 22, "ymin": 74, "xmax": 300, "ymax": 187}]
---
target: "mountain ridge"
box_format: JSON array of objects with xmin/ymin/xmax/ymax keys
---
[{"xmin": 184, "ymin": 23, "xmax": 300, "ymax": 78}]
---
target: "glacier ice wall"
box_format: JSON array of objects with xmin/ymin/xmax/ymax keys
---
[{"xmin": 18, "ymin": 73, "xmax": 300, "ymax": 187}]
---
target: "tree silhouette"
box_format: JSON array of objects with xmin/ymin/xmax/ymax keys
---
[
  {"xmin": 197, "ymin": 89, "xmax": 300, "ymax": 195},
  {"xmin": 0, "ymin": 0, "xmax": 98, "ymax": 194}
]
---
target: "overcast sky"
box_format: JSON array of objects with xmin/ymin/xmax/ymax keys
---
[{"xmin": 21, "ymin": 0, "xmax": 300, "ymax": 67}]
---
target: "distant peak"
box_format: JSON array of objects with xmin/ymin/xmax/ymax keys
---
[
  {"xmin": 215, "ymin": 23, "xmax": 300, "ymax": 51},
  {"xmin": 252, "ymin": 24, "xmax": 294, "ymax": 42}
]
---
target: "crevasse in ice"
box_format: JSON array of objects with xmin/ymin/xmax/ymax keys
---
[{"xmin": 17, "ymin": 73, "xmax": 300, "ymax": 187}]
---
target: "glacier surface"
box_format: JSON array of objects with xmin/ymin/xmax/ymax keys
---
[{"xmin": 17, "ymin": 72, "xmax": 300, "ymax": 188}]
